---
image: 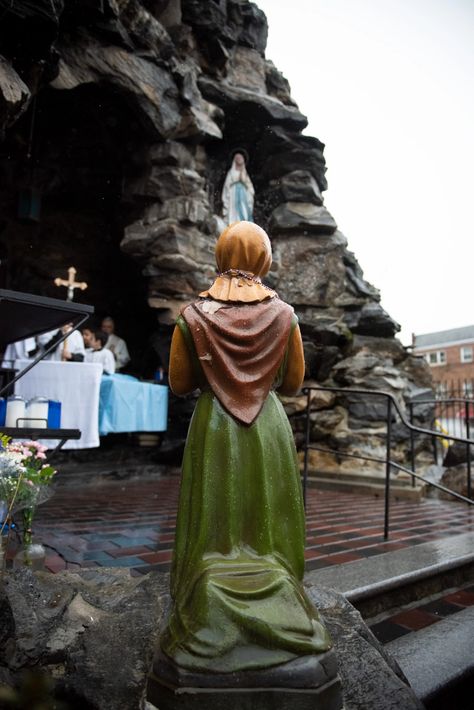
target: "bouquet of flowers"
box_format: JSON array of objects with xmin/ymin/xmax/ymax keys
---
[
  {"xmin": 0, "ymin": 436, "xmax": 56, "ymax": 567},
  {"xmin": 0, "ymin": 436, "xmax": 56, "ymax": 518}
]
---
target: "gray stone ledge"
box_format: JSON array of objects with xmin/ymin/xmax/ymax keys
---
[
  {"xmin": 387, "ymin": 606, "xmax": 474, "ymax": 704},
  {"xmin": 306, "ymin": 532, "xmax": 474, "ymax": 604}
]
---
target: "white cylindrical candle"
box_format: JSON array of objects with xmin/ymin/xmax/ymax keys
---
[
  {"xmin": 25, "ymin": 397, "xmax": 49, "ymax": 429},
  {"xmin": 5, "ymin": 396, "xmax": 26, "ymax": 428}
]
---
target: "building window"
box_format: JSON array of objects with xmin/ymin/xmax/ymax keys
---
[
  {"xmin": 427, "ymin": 350, "xmax": 446, "ymax": 366},
  {"xmin": 463, "ymin": 381, "xmax": 474, "ymax": 397},
  {"xmin": 460, "ymin": 346, "xmax": 473, "ymax": 363},
  {"xmin": 436, "ymin": 382, "xmax": 448, "ymax": 398}
]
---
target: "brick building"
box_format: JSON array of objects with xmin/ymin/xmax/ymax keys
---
[{"xmin": 413, "ymin": 325, "xmax": 474, "ymax": 397}]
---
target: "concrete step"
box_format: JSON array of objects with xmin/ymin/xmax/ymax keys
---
[
  {"xmin": 306, "ymin": 532, "xmax": 474, "ymax": 619},
  {"xmin": 306, "ymin": 469, "xmax": 420, "ymax": 486},
  {"xmin": 387, "ymin": 607, "xmax": 474, "ymax": 709},
  {"xmin": 305, "ymin": 533, "xmax": 474, "ymax": 706},
  {"xmin": 304, "ymin": 470, "xmax": 425, "ymax": 501}
]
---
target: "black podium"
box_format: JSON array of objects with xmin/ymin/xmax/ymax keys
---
[{"xmin": 0, "ymin": 289, "xmax": 94, "ymax": 454}]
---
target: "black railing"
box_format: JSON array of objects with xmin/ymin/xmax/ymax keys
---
[
  {"xmin": 302, "ymin": 386, "xmax": 474, "ymax": 540},
  {"xmin": 430, "ymin": 378, "xmax": 474, "ymax": 439},
  {"xmin": 408, "ymin": 398, "xmax": 473, "ymax": 498}
]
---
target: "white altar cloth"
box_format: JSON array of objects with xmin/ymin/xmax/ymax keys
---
[{"xmin": 14, "ymin": 359, "xmax": 102, "ymax": 449}]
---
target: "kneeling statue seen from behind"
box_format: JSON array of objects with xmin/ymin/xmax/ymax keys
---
[{"xmin": 151, "ymin": 221, "xmax": 342, "ymax": 708}]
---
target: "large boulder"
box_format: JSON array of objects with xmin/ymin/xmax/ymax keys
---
[
  {"xmin": 344, "ymin": 302, "xmax": 401, "ymax": 337},
  {"xmin": 439, "ymin": 463, "xmax": 471, "ymax": 500},
  {"xmin": 443, "ymin": 442, "xmax": 474, "ymax": 468},
  {"xmin": 1, "ymin": 568, "xmax": 168, "ymax": 710},
  {"xmin": 227, "ymin": 46, "xmax": 267, "ymax": 93},
  {"xmin": 122, "ymin": 218, "xmax": 215, "ymax": 296},
  {"xmin": 254, "ymin": 125, "xmax": 327, "ymax": 190},
  {"xmin": 0, "ymin": 569, "xmax": 423, "ymax": 710},
  {"xmin": 52, "ymin": 39, "xmax": 182, "ymax": 139},
  {"xmin": 126, "ymin": 166, "xmax": 206, "ymax": 201},
  {"xmin": 269, "ymin": 202, "xmax": 337, "ymax": 235},
  {"xmin": 0, "ymin": 58, "xmax": 30, "ymax": 136},
  {"xmin": 198, "ymin": 76, "xmax": 308, "ymax": 132},
  {"xmin": 181, "ymin": 0, "xmax": 268, "ymax": 54},
  {"xmin": 272, "ymin": 232, "xmax": 349, "ymax": 307},
  {"xmin": 264, "ymin": 60, "xmax": 298, "ymax": 106},
  {"xmin": 269, "ymin": 170, "xmax": 323, "ymax": 205}
]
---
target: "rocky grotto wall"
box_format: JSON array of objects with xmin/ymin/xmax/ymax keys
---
[{"xmin": 0, "ymin": 0, "xmax": 433, "ymax": 467}]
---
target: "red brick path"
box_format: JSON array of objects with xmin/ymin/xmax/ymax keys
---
[{"xmin": 31, "ymin": 478, "xmax": 474, "ymax": 576}]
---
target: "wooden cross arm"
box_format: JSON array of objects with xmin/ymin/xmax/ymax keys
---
[{"xmin": 54, "ymin": 277, "xmax": 88, "ymax": 290}]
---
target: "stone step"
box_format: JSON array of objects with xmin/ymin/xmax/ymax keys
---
[
  {"xmin": 387, "ymin": 607, "xmax": 474, "ymax": 708},
  {"xmin": 306, "ymin": 468, "xmax": 420, "ymax": 487},
  {"xmin": 306, "ymin": 532, "xmax": 474, "ymax": 619},
  {"xmin": 304, "ymin": 471, "xmax": 425, "ymax": 502},
  {"xmin": 305, "ymin": 533, "xmax": 474, "ymax": 707}
]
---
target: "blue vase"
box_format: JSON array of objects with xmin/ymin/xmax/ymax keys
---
[{"xmin": 47, "ymin": 400, "xmax": 61, "ymax": 428}]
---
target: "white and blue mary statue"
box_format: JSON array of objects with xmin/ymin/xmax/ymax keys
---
[{"xmin": 221, "ymin": 152, "xmax": 255, "ymax": 224}]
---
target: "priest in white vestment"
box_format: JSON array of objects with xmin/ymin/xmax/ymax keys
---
[{"xmin": 101, "ymin": 317, "xmax": 130, "ymax": 371}]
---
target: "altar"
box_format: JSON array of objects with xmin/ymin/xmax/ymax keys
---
[
  {"xmin": 14, "ymin": 360, "xmax": 168, "ymax": 449},
  {"xmin": 99, "ymin": 374, "xmax": 168, "ymax": 435}
]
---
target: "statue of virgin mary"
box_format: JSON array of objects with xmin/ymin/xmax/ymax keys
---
[{"xmin": 221, "ymin": 151, "xmax": 254, "ymax": 224}]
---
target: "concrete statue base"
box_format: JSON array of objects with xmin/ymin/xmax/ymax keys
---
[{"xmin": 148, "ymin": 649, "xmax": 344, "ymax": 710}]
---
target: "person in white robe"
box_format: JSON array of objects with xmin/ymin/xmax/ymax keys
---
[
  {"xmin": 221, "ymin": 152, "xmax": 255, "ymax": 225},
  {"xmin": 42, "ymin": 325, "xmax": 85, "ymax": 362},
  {"xmin": 84, "ymin": 330, "xmax": 115, "ymax": 374},
  {"xmin": 2, "ymin": 337, "xmax": 36, "ymax": 367},
  {"xmin": 101, "ymin": 317, "xmax": 130, "ymax": 371}
]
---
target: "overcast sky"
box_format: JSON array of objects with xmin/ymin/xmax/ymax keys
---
[{"xmin": 256, "ymin": 0, "xmax": 474, "ymax": 344}]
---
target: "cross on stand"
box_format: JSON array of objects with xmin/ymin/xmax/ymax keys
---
[{"xmin": 54, "ymin": 266, "xmax": 88, "ymax": 302}]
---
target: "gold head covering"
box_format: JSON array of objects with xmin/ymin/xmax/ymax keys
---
[{"xmin": 199, "ymin": 221, "xmax": 277, "ymax": 302}]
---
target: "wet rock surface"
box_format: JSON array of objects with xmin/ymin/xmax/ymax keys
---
[
  {"xmin": 0, "ymin": 568, "xmax": 423, "ymax": 710},
  {"xmin": 439, "ymin": 463, "xmax": 472, "ymax": 500},
  {"xmin": 307, "ymin": 586, "xmax": 425, "ymax": 710},
  {"xmin": 1, "ymin": 567, "xmax": 168, "ymax": 710}
]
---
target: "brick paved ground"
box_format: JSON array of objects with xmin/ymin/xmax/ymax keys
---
[
  {"xmin": 369, "ymin": 584, "xmax": 474, "ymax": 643},
  {"xmin": 1, "ymin": 477, "xmax": 464, "ymax": 644},
  {"xmin": 27, "ymin": 477, "xmax": 474, "ymax": 578}
]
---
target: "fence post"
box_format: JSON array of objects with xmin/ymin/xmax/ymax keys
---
[
  {"xmin": 409, "ymin": 402, "xmax": 416, "ymax": 488},
  {"xmin": 303, "ymin": 388, "xmax": 311, "ymax": 510},
  {"xmin": 465, "ymin": 401, "xmax": 472, "ymax": 501},
  {"xmin": 432, "ymin": 432, "xmax": 438, "ymax": 465},
  {"xmin": 384, "ymin": 397, "xmax": 392, "ymax": 540}
]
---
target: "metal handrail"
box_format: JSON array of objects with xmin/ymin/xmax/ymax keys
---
[
  {"xmin": 302, "ymin": 385, "xmax": 474, "ymax": 540},
  {"xmin": 413, "ymin": 398, "xmax": 474, "ymax": 403},
  {"xmin": 407, "ymin": 396, "xmax": 473, "ymax": 498}
]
